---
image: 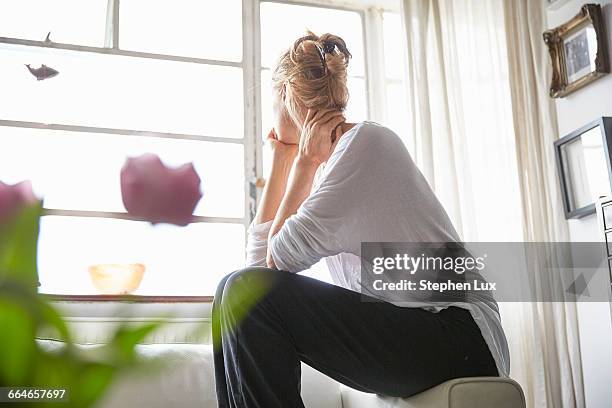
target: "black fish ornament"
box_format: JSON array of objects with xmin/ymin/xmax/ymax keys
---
[{"xmin": 25, "ymin": 64, "xmax": 59, "ymax": 81}]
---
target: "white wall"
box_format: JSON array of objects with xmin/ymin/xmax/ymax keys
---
[{"xmin": 546, "ymin": 2, "xmax": 612, "ymax": 407}]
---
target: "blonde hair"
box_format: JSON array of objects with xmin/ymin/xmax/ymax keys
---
[{"xmin": 272, "ymin": 31, "xmax": 351, "ymax": 128}]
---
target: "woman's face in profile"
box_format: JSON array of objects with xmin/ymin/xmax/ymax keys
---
[{"xmin": 272, "ymin": 95, "xmax": 300, "ymax": 145}]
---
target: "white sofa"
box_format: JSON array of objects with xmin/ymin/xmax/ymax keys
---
[
  {"xmin": 52, "ymin": 343, "xmax": 522, "ymax": 408},
  {"xmin": 42, "ymin": 300, "xmax": 526, "ymax": 407}
]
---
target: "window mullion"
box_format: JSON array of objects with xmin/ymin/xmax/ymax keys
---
[
  {"xmin": 104, "ymin": 0, "xmax": 120, "ymax": 49},
  {"xmin": 41, "ymin": 208, "xmax": 244, "ymax": 225},
  {"xmin": 242, "ymin": 0, "xmax": 262, "ymax": 231},
  {"xmin": 0, "ymin": 119, "xmax": 245, "ymax": 144},
  {"xmin": 112, "ymin": 0, "xmax": 120, "ymax": 49},
  {"xmin": 363, "ymin": 7, "xmax": 387, "ymax": 123}
]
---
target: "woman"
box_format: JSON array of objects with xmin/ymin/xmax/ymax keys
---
[{"xmin": 213, "ymin": 32, "xmax": 509, "ymax": 408}]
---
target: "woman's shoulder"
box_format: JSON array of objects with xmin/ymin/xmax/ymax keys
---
[
  {"xmin": 342, "ymin": 121, "xmax": 406, "ymax": 156},
  {"xmin": 325, "ymin": 121, "xmax": 408, "ymax": 175}
]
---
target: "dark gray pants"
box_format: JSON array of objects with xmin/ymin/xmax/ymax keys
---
[{"xmin": 212, "ymin": 267, "xmax": 498, "ymax": 408}]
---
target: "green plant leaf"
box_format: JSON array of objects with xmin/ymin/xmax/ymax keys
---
[
  {"xmin": 70, "ymin": 363, "xmax": 115, "ymax": 408},
  {"xmin": 0, "ymin": 202, "xmax": 42, "ymax": 288},
  {"xmin": 106, "ymin": 322, "xmax": 162, "ymax": 365},
  {"xmin": 0, "ymin": 298, "xmax": 36, "ymax": 384},
  {"xmin": 37, "ymin": 301, "xmax": 72, "ymax": 344}
]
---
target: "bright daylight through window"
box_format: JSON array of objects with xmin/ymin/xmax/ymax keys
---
[{"xmin": 0, "ymin": 0, "xmax": 408, "ymax": 296}]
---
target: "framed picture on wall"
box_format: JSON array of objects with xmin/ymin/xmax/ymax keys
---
[
  {"xmin": 545, "ymin": 0, "xmax": 572, "ymax": 11},
  {"xmin": 543, "ymin": 3, "xmax": 609, "ymax": 98},
  {"xmin": 555, "ymin": 117, "xmax": 612, "ymax": 219}
]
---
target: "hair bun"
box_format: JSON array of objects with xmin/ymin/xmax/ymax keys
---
[
  {"xmin": 322, "ymin": 40, "xmax": 336, "ymax": 54},
  {"xmin": 319, "ymin": 33, "xmax": 352, "ymax": 63}
]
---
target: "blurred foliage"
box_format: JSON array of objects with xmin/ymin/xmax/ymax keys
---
[{"xmin": 0, "ymin": 203, "xmax": 162, "ymax": 408}]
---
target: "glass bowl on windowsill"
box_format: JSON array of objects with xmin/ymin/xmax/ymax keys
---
[{"xmin": 88, "ymin": 263, "xmax": 146, "ymax": 295}]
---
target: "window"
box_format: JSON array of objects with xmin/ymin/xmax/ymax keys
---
[
  {"xmin": 382, "ymin": 11, "xmax": 410, "ymax": 142},
  {"xmin": 0, "ymin": 0, "xmax": 407, "ymax": 297}
]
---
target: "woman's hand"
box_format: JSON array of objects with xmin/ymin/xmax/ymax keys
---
[
  {"xmin": 268, "ymin": 128, "xmax": 298, "ymax": 165},
  {"xmin": 252, "ymin": 129, "xmax": 297, "ymax": 226},
  {"xmin": 297, "ymin": 109, "xmax": 345, "ymax": 167}
]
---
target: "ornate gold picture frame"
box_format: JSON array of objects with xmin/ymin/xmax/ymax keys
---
[{"xmin": 543, "ymin": 3, "xmax": 609, "ymax": 98}]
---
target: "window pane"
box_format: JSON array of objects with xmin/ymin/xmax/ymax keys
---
[
  {"xmin": 0, "ymin": 126, "xmax": 245, "ymax": 218},
  {"xmin": 0, "ymin": 44, "xmax": 243, "ymax": 138},
  {"xmin": 260, "ymin": 2, "xmax": 365, "ymax": 77},
  {"xmin": 119, "ymin": 0, "xmax": 242, "ymax": 62},
  {"xmin": 346, "ymin": 77, "xmax": 368, "ymax": 123},
  {"xmin": 38, "ymin": 217, "xmax": 245, "ymax": 295},
  {"xmin": 385, "ymin": 81, "xmax": 410, "ymax": 141},
  {"xmin": 383, "ymin": 12, "xmax": 406, "ymax": 80},
  {"xmin": 0, "ymin": 0, "xmax": 107, "ymax": 46}
]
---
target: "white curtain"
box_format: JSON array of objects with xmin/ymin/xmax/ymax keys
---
[
  {"xmin": 502, "ymin": 1, "xmax": 584, "ymax": 407},
  {"xmin": 402, "ymin": 0, "xmax": 523, "ymax": 242},
  {"xmin": 400, "ymin": 1, "xmax": 584, "ymax": 407}
]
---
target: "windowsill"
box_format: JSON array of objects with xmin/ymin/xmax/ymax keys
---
[
  {"xmin": 41, "ymin": 294, "xmax": 214, "ymax": 303},
  {"xmin": 41, "ymin": 296, "xmax": 214, "ymax": 344},
  {"xmin": 45, "ymin": 296, "xmax": 213, "ymax": 318}
]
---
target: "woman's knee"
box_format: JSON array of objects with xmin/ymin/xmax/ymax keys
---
[
  {"xmin": 221, "ymin": 267, "xmax": 284, "ymax": 307},
  {"xmin": 214, "ymin": 268, "xmax": 259, "ymax": 305},
  {"xmin": 214, "ymin": 271, "xmax": 238, "ymax": 304}
]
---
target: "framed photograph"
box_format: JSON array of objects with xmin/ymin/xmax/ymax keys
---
[
  {"xmin": 543, "ymin": 4, "xmax": 609, "ymax": 98},
  {"xmin": 545, "ymin": 0, "xmax": 572, "ymax": 11},
  {"xmin": 554, "ymin": 117, "xmax": 612, "ymax": 219}
]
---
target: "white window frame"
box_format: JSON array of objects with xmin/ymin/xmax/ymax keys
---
[{"xmin": 1, "ymin": 0, "xmax": 402, "ymax": 307}]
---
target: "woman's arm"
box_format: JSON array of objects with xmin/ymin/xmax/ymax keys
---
[
  {"xmin": 266, "ymin": 109, "xmax": 345, "ymax": 268},
  {"xmin": 253, "ymin": 129, "xmax": 298, "ymax": 226},
  {"xmin": 245, "ymin": 129, "xmax": 296, "ymax": 267}
]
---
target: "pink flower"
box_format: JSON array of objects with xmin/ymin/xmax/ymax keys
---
[
  {"xmin": 0, "ymin": 180, "xmax": 39, "ymax": 223},
  {"xmin": 120, "ymin": 154, "xmax": 203, "ymax": 226}
]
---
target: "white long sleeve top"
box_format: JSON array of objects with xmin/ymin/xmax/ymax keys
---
[{"xmin": 246, "ymin": 121, "xmax": 509, "ymax": 376}]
